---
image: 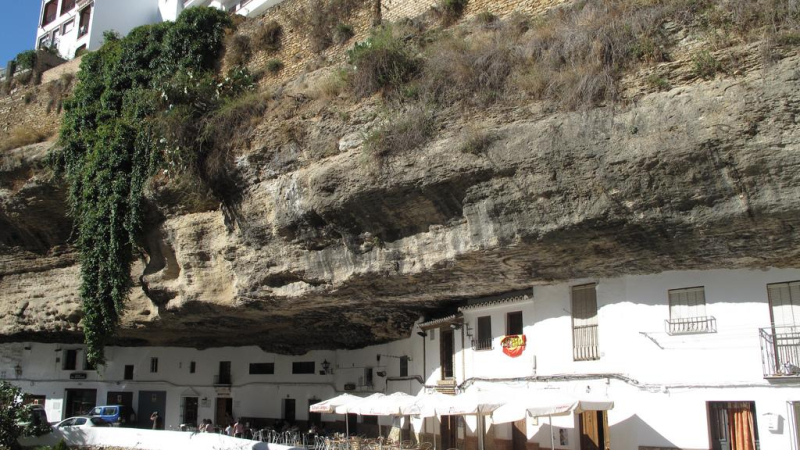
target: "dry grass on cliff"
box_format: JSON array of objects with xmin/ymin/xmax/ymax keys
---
[
  {"xmin": 339, "ymin": 0, "xmax": 798, "ymax": 111},
  {"xmin": 363, "ymin": 105, "xmax": 436, "ymax": 162},
  {"xmin": 0, "ymin": 126, "xmax": 53, "ymax": 152}
]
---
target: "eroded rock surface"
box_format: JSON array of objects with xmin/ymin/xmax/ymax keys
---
[{"xmin": 1, "ymin": 53, "xmax": 799, "ymax": 353}]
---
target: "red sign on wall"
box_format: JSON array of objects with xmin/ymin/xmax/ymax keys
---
[{"xmin": 501, "ymin": 335, "xmax": 526, "ymax": 358}]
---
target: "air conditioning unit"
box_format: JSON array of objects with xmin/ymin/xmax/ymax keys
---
[{"xmin": 343, "ymin": 383, "xmax": 356, "ymax": 391}]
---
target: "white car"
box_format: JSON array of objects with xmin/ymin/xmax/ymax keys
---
[{"xmin": 55, "ymin": 416, "xmax": 111, "ymax": 429}]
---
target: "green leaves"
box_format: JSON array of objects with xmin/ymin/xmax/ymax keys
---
[{"xmin": 52, "ymin": 7, "xmax": 233, "ymax": 366}]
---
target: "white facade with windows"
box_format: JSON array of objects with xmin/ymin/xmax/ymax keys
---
[
  {"xmin": 36, "ymin": 0, "xmax": 288, "ymax": 59},
  {"xmin": 3, "ymin": 267, "xmax": 800, "ymax": 450}
]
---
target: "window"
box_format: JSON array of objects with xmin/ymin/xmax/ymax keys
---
[
  {"xmin": 572, "ymin": 284, "xmax": 599, "ymax": 361},
  {"xmin": 42, "ymin": 1, "xmax": 58, "ymax": 26},
  {"xmin": 61, "ymin": 0, "xmax": 76, "ymax": 14},
  {"xmin": 39, "ymin": 35, "xmax": 52, "ymax": 50},
  {"xmin": 506, "ymin": 311, "xmax": 523, "ymax": 335},
  {"xmin": 62, "ymin": 19, "xmax": 74, "ymax": 34},
  {"xmin": 364, "ymin": 368, "xmax": 374, "ymax": 386},
  {"xmin": 63, "ymin": 349, "xmax": 77, "ymax": 370},
  {"xmin": 474, "ymin": 316, "xmax": 492, "ymax": 350},
  {"xmin": 189, "ymin": 361, "xmax": 196, "ymax": 373},
  {"xmin": 399, "ymin": 356, "xmax": 408, "ymax": 377},
  {"xmin": 78, "ymin": 6, "xmax": 91, "ymax": 37},
  {"xmin": 430, "ymin": 328, "xmax": 436, "ymax": 341},
  {"xmin": 768, "ymin": 281, "xmax": 800, "ymax": 327},
  {"xmin": 667, "ymin": 287, "xmax": 715, "ymax": 334},
  {"xmin": 124, "ymin": 365, "xmax": 134, "ymax": 380},
  {"xmin": 249, "ymin": 363, "xmax": 275, "ymax": 375},
  {"xmin": 150, "ymin": 357, "xmax": 158, "ymax": 373},
  {"xmin": 73, "ymin": 418, "xmax": 86, "ymax": 426},
  {"xmin": 292, "ymin": 361, "xmax": 315, "ymax": 374}
]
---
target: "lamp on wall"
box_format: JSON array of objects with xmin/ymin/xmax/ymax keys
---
[
  {"xmin": 321, "ymin": 359, "xmax": 332, "ymax": 375},
  {"xmin": 14, "ymin": 364, "xmax": 22, "ymax": 378},
  {"xmin": 416, "ymin": 331, "xmax": 427, "ymax": 338}
]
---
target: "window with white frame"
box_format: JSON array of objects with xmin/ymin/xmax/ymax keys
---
[
  {"xmin": 572, "ymin": 284, "xmax": 599, "ymax": 361},
  {"xmin": 767, "ymin": 281, "xmax": 800, "ymax": 327},
  {"xmin": 666, "ymin": 287, "xmax": 715, "ymax": 334}
]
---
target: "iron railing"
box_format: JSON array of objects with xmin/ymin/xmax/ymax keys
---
[
  {"xmin": 573, "ymin": 324, "xmax": 599, "ymax": 361},
  {"xmin": 665, "ymin": 316, "xmax": 717, "ymax": 335},
  {"xmin": 214, "ymin": 374, "xmax": 232, "ymax": 385},
  {"xmin": 472, "ymin": 338, "xmax": 492, "ymax": 351},
  {"xmin": 760, "ymin": 325, "xmax": 800, "ymax": 377}
]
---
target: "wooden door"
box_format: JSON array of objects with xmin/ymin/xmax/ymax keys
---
[
  {"xmin": 215, "ymin": 397, "xmax": 233, "ymax": 427},
  {"xmin": 440, "ymin": 415, "xmax": 457, "ymax": 449},
  {"xmin": 579, "ymin": 411, "xmax": 609, "ymax": 450},
  {"xmin": 512, "ymin": 418, "xmax": 526, "ymax": 450}
]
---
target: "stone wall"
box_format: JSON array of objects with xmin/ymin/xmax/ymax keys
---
[
  {"xmin": 41, "ymin": 55, "xmax": 83, "ymax": 85},
  {"xmin": 232, "ymin": 0, "xmax": 569, "ymax": 88},
  {"xmin": 0, "ymin": 83, "xmax": 62, "ymax": 142},
  {"xmin": 0, "ymin": 57, "xmax": 80, "ymax": 143},
  {"xmin": 231, "ymin": 0, "xmax": 375, "ymax": 87}
]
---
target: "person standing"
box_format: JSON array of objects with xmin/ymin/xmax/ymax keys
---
[
  {"xmin": 150, "ymin": 411, "xmax": 160, "ymax": 430},
  {"xmin": 234, "ymin": 419, "xmax": 244, "ymax": 438}
]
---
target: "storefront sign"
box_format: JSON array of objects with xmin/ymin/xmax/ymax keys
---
[
  {"xmin": 69, "ymin": 373, "xmax": 87, "ymax": 380},
  {"xmin": 501, "ymin": 334, "xmax": 526, "ymax": 358},
  {"xmin": 214, "ymin": 386, "xmax": 231, "ymax": 397}
]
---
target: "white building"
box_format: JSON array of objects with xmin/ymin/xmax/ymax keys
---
[
  {"xmin": 3, "ymin": 267, "xmax": 800, "ymax": 450},
  {"xmin": 36, "ymin": 0, "xmax": 287, "ymax": 59}
]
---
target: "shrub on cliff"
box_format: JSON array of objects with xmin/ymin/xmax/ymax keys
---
[
  {"xmin": 346, "ymin": 26, "xmax": 419, "ymax": 98},
  {"xmin": 51, "ymin": 7, "xmax": 240, "ymax": 366}
]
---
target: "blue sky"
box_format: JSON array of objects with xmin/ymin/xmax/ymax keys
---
[{"xmin": 1, "ymin": 2, "xmax": 41, "ymax": 65}]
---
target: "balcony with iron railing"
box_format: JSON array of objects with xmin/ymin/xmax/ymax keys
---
[
  {"xmin": 213, "ymin": 374, "xmax": 232, "ymax": 385},
  {"xmin": 665, "ymin": 316, "xmax": 717, "ymax": 335},
  {"xmin": 472, "ymin": 338, "xmax": 492, "ymax": 351},
  {"xmin": 760, "ymin": 325, "xmax": 800, "ymax": 378}
]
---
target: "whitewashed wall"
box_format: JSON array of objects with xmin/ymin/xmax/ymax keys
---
[{"xmin": 4, "ymin": 267, "xmax": 800, "ymax": 449}]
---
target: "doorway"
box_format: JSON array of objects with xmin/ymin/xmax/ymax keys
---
[
  {"xmin": 347, "ymin": 413, "xmax": 358, "ymax": 435},
  {"xmin": 579, "ymin": 411, "xmax": 609, "ymax": 450},
  {"xmin": 708, "ymin": 402, "xmax": 760, "ymax": 450},
  {"xmin": 512, "ymin": 418, "xmax": 526, "ymax": 450},
  {"xmin": 137, "ymin": 391, "xmax": 166, "ymax": 429},
  {"xmin": 440, "ymin": 329, "xmax": 454, "ymax": 380},
  {"xmin": 181, "ymin": 397, "xmax": 199, "ymax": 427},
  {"xmin": 215, "ymin": 397, "xmax": 233, "ymax": 427},
  {"xmin": 308, "ymin": 399, "xmax": 322, "ymax": 427},
  {"xmin": 284, "ymin": 398, "xmax": 296, "ymax": 424},
  {"xmin": 440, "ymin": 415, "xmax": 458, "ymax": 450},
  {"xmin": 64, "ymin": 389, "xmax": 96, "ymax": 418}
]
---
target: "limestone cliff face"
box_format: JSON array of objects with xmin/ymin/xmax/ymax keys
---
[{"xmin": 1, "ymin": 49, "xmax": 799, "ymax": 353}]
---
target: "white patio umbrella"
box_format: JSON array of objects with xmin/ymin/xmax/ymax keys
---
[
  {"xmin": 409, "ymin": 390, "xmax": 513, "ymax": 450},
  {"xmin": 310, "ymin": 393, "xmax": 362, "ymax": 437},
  {"xmin": 335, "ymin": 393, "xmax": 387, "ymax": 437},
  {"xmin": 362, "ymin": 392, "xmax": 418, "ymax": 416},
  {"xmin": 491, "ymin": 391, "xmax": 614, "ymax": 450}
]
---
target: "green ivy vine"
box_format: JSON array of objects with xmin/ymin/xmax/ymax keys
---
[{"xmin": 52, "ymin": 7, "xmax": 238, "ymax": 365}]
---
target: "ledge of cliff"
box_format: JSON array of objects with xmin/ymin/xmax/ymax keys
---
[{"xmin": 1, "ymin": 36, "xmax": 799, "ymax": 353}]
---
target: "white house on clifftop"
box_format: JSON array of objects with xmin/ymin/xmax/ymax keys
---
[{"xmin": 36, "ymin": 0, "xmax": 285, "ymax": 59}]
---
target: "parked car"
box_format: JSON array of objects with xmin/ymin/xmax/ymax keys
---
[
  {"xmin": 55, "ymin": 416, "xmax": 110, "ymax": 429},
  {"xmin": 88, "ymin": 405, "xmax": 136, "ymax": 426}
]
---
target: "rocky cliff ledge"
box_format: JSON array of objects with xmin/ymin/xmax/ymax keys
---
[{"xmin": 1, "ymin": 45, "xmax": 799, "ymax": 353}]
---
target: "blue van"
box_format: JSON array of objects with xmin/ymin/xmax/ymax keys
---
[{"xmin": 89, "ymin": 405, "xmax": 136, "ymax": 426}]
